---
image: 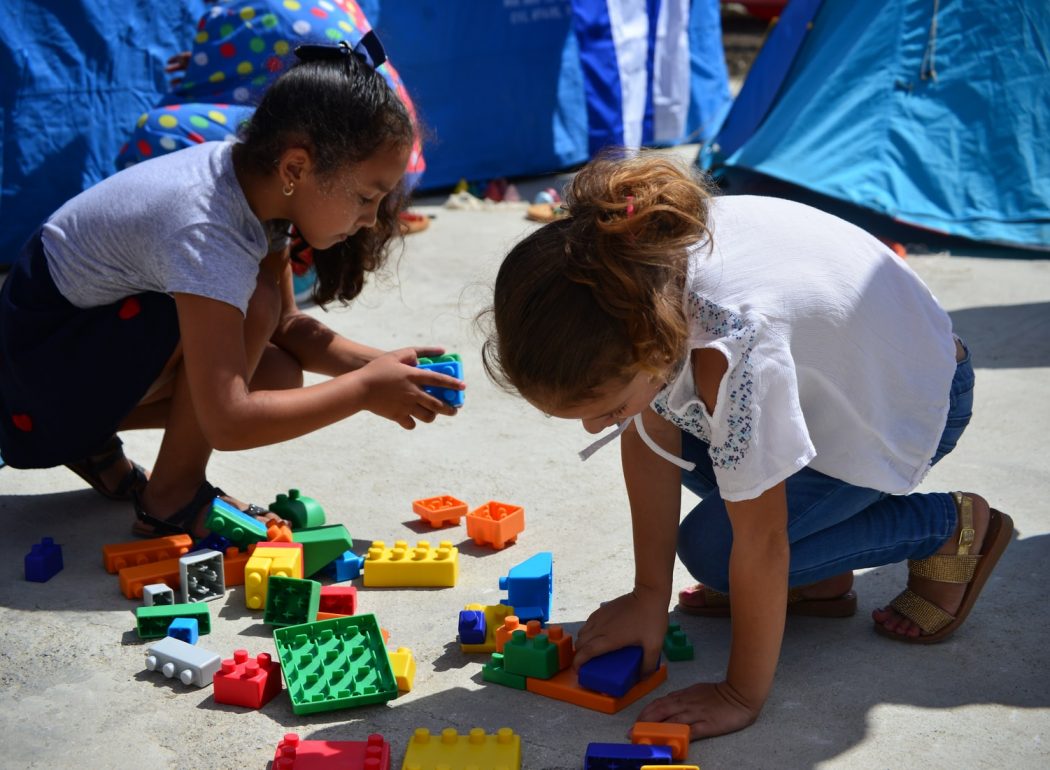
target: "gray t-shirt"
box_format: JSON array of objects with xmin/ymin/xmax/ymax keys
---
[{"xmin": 42, "ymin": 141, "xmax": 288, "ymax": 315}]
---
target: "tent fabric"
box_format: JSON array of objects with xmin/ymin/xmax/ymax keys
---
[{"xmin": 706, "ymin": 0, "xmax": 1050, "ymax": 250}]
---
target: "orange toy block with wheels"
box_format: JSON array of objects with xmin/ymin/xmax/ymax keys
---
[
  {"xmin": 412, "ymin": 495, "xmax": 468, "ymax": 527},
  {"xmin": 465, "ymin": 501, "xmax": 525, "ymax": 550},
  {"xmin": 526, "ymin": 664, "xmax": 668, "ymax": 714},
  {"xmin": 631, "ymin": 722, "xmax": 690, "ymax": 760},
  {"xmin": 103, "ymin": 534, "xmax": 192, "ymax": 574}
]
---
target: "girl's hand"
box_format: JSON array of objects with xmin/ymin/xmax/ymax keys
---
[
  {"xmin": 573, "ymin": 586, "xmax": 669, "ymax": 675},
  {"xmin": 359, "ymin": 348, "xmax": 464, "ymax": 429},
  {"xmin": 636, "ymin": 680, "xmax": 760, "ymax": 740}
]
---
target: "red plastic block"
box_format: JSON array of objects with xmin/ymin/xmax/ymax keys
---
[
  {"xmin": 631, "ymin": 722, "xmax": 690, "ymax": 761},
  {"xmin": 213, "ymin": 649, "xmax": 283, "ymax": 709},
  {"xmin": 103, "ymin": 534, "xmax": 192, "ymax": 574},
  {"xmin": 412, "ymin": 495, "xmax": 468, "ymax": 527},
  {"xmin": 526, "ymin": 664, "xmax": 668, "ymax": 714},
  {"xmin": 465, "ymin": 501, "xmax": 525, "ymax": 549},
  {"xmin": 319, "ymin": 585, "xmax": 357, "ymax": 616},
  {"xmin": 119, "ymin": 558, "xmax": 181, "ymax": 600},
  {"xmin": 273, "ymin": 732, "xmax": 390, "ymax": 770}
]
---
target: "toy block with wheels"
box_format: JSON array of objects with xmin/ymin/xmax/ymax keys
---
[{"xmin": 466, "ymin": 501, "xmax": 525, "ymax": 550}]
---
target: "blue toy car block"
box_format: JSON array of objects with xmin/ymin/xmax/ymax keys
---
[
  {"xmin": 584, "ymin": 743, "xmax": 673, "ymax": 769},
  {"xmin": 458, "ymin": 609, "xmax": 487, "ymax": 645},
  {"xmin": 25, "ymin": 537, "xmax": 63, "ymax": 582},
  {"xmin": 498, "ymin": 551, "xmax": 552, "ymax": 622},
  {"xmin": 578, "ymin": 645, "xmax": 644, "ymax": 697},
  {"xmin": 417, "ymin": 356, "xmax": 465, "ymax": 408},
  {"xmin": 167, "ymin": 617, "xmax": 199, "ymax": 645},
  {"xmin": 322, "ymin": 550, "xmax": 365, "ymax": 582}
]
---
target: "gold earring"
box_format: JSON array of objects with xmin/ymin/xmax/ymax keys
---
[{"xmin": 282, "ymin": 182, "xmax": 295, "ymax": 197}]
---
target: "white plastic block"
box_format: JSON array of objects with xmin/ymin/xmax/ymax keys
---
[
  {"xmin": 143, "ymin": 583, "xmax": 175, "ymax": 607},
  {"xmin": 179, "ymin": 549, "xmax": 225, "ymax": 603},
  {"xmin": 144, "ymin": 636, "xmax": 222, "ymax": 687}
]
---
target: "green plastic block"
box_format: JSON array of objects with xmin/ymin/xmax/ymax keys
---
[
  {"xmin": 663, "ymin": 623, "xmax": 694, "ymax": 661},
  {"xmin": 482, "ymin": 653, "xmax": 527, "ymax": 690},
  {"xmin": 502, "ymin": 629, "xmax": 559, "ymax": 680},
  {"xmin": 292, "ymin": 524, "xmax": 353, "ymax": 577},
  {"xmin": 273, "ymin": 613, "xmax": 397, "ymax": 715},
  {"xmin": 205, "ymin": 499, "xmax": 267, "ymax": 548},
  {"xmin": 268, "ymin": 488, "xmax": 326, "ymax": 529},
  {"xmin": 136, "ymin": 602, "xmax": 211, "ymax": 639},
  {"xmin": 417, "ymin": 353, "xmax": 461, "ymax": 365},
  {"xmin": 265, "ymin": 575, "xmax": 321, "ymax": 627}
]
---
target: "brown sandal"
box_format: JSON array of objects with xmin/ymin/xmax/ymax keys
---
[
  {"xmin": 677, "ymin": 583, "xmax": 858, "ymax": 618},
  {"xmin": 875, "ymin": 492, "xmax": 1013, "ymax": 644},
  {"xmin": 65, "ymin": 435, "xmax": 148, "ymax": 501}
]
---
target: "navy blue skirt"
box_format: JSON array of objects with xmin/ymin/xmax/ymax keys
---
[{"xmin": 0, "ymin": 231, "xmax": 180, "ymax": 468}]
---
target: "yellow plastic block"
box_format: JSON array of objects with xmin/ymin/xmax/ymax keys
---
[
  {"xmin": 362, "ymin": 540, "xmax": 457, "ymax": 587},
  {"xmin": 402, "ymin": 727, "xmax": 520, "ymax": 770},
  {"xmin": 244, "ymin": 544, "xmax": 303, "ymax": 610},
  {"xmin": 460, "ymin": 603, "xmax": 516, "ymax": 654},
  {"xmin": 388, "ymin": 646, "xmax": 416, "ymax": 693}
]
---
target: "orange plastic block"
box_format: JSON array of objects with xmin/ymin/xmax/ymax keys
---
[
  {"xmin": 119, "ymin": 558, "xmax": 181, "ymax": 600},
  {"xmin": 494, "ymin": 615, "xmax": 523, "ymax": 653},
  {"xmin": 412, "ymin": 495, "xmax": 468, "ymax": 527},
  {"xmin": 465, "ymin": 501, "xmax": 524, "ymax": 550},
  {"xmin": 631, "ymin": 722, "xmax": 690, "ymax": 760},
  {"xmin": 460, "ymin": 604, "xmax": 516, "ymax": 654},
  {"xmin": 266, "ymin": 520, "xmax": 294, "ymax": 543},
  {"xmin": 526, "ymin": 663, "xmax": 668, "ymax": 714},
  {"xmin": 545, "ymin": 625, "xmax": 575, "ymax": 670},
  {"xmin": 103, "ymin": 534, "xmax": 192, "ymax": 574},
  {"xmin": 222, "ymin": 547, "xmax": 250, "ymax": 587}
]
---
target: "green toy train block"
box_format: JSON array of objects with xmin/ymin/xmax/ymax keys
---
[
  {"xmin": 502, "ymin": 629, "xmax": 559, "ymax": 680},
  {"xmin": 292, "ymin": 524, "xmax": 353, "ymax": 577},
  {"xmin": 265, "ymin": 575, "xmax": 321, "ymax": 627},
  {"xmin": 136, "ymin": 602, "xmax": 211, "ymax": 639},
  {"xmin": 272, "ymin": 613, "xmax": 397, "ymax": 715},
  {"xmin": 268, "ymin": 488, "xmax": 326, "ymax": 530},
  {"xmin": 482, "ymin": 653, "xmax": 527, "ymax": 690},
  {"xmin": 204, "ymin": 499, "xmax": 268, "ymax": 548},
  {"xmin": 663, "ymin": 623, "xmax": 694, "ymax": 661}
]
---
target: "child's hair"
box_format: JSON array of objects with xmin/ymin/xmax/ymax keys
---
[
  {"xmin": 239, "ymin": 53, "xmax": 415, "ymax": 306},
  {"xmin": 481, "ymin": 151, "xmax": 715, "ymax": 410}
]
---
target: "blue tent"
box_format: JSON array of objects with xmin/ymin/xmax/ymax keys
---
[{"xmin": 704, "ymin": 0, "xmax": 1050, "ymax": 251}]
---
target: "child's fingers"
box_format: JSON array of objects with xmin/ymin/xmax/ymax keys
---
[
  {"xmin": 412, "ymin": 405, "xmax": 437, "ymax": 424},
  {"xmin": 412, "ymin": 346, "xmax": 447, "ymax": 359},
  {"xmin": 397, "ymin": 414, "xmax": 417, "ymax": 430},
  {"xmin": 414, "ymin": 368, "xmax": 465, "ymax": 393}
]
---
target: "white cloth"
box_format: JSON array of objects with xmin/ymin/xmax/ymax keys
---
[{"xmin": 650, "ymin": 195, "xmax": 957, "ymax": 501}]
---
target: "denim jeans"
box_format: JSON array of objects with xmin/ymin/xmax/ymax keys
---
[{"xmin": 676, "ymin": 340, "xmax": 975, "ymax": 592}]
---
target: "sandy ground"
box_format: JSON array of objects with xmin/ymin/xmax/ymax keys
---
[{"xmin": 1, "ymin": 158, "xmax": 1048, "ymax": 770}]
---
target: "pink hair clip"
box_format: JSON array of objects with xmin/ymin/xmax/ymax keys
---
[{"xmin": 625, "ymin": 195, "xmax": 635, "ymax": 218}]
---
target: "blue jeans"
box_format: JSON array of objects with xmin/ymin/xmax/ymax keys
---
[{"xmin": 677, "ymin": 340, "xmax": 975, "ymax": 592}]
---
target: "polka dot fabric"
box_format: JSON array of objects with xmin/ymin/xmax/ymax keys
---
[{"xmin": 116, "ymin": 103, "xmax": 255, "ymax": 169}]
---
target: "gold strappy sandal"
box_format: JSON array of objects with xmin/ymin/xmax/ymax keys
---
[{"xmin": 875, "ymin": 492, "xmax": 1013, "ymax": 644}]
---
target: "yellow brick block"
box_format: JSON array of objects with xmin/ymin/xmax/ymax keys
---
[
  {"xmin": 244, "ymin": 545, "xmax": 303, "ymax": 610},
  {"xmin": 362, "ymin": 540, "xmax": 457, "ymax": 587},
  {"xmin": 388, "ymin": 646, "xmax": 416, "ymax": 692},
  {"xmin": 402, "ymin": 727, "xmax": 520, "ymax": 770},
  {"xmin": 460, "ymin": 603, "xmax": 516, "ymax": 654}
]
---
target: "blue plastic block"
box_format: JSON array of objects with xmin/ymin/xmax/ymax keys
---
[
  {"xmin": 458, "ymin": 609, "xmax": 487, "ymax": 645},
  {"xmin": 24, "ymin": 538, "xmax": 63, "ymax": 582},
  {"xmin": 167, "ymin": 617, "xmax": 199, "ymax": 645},
  {"xmin": 417, "ymin": 359, "xmax": 465, "ymax": 407},
  {"xmin": 498, "ymin": 551, "xmax": 552, "ymax": 622},
  {"xmin": 578, "ymin": 645, "xmax": 643, "ymax": 697},
  {"xmin": 189, "ymin": 532, "xmax": 232, "ymax": 554},
  {"xmin": 322, "ymin": 550, "xmax": 365, "ymax": 582},
  {"xmin": 584, "ymin": 743, "xmax": 673, "ymax": 769}
]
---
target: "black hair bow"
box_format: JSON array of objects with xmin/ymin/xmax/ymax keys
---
[{"xmin": 294, "ymin": 30, "xmax": 387, "ymax": 71}]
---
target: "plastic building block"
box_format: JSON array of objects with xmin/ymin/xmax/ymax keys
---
[
  {"xmin": 578, "ymin": 645, "xmax": 644, "ymax": 697},
  {"xmin": 482, "ymin": 653, "xmax": 526, "ymax": 690},
  {"xmin": 268, "ymin": 488, "xmax": 326, "ymax": 530},
  {"xmin": 460, "ymin": 603, "xmax": 516, "ymax": 654},
  {"xmin": 321, "ymin": 550, "xmax": 365, "ymax": 582},
  {"xmin": 631, "ymin": 723, "xmax": 690, "ymax": 761},
  {"xmin": 136, "ymin": 602, "xmax": 211, "ymax": 639},
  {"xmin": 167, "ymin": 617, "xmax": 199, "ymax": 645},
  {"xmin": 466, "ymin": 501, "xmax": 525, "ymax": 550},
  {"xmin": 144, "ymin": 636, "xmax": 222, "ymax": 687},
  {"xmin": 388, "ymin": 647, "xmax": 416, "ymax": 693},
  {"xmin": 267, "ymin": 519, "xmax": 294, "ymax": 543},
  {"xmin": 103, "ymin": 534, "xmax": 192, "ymax": 574},
  {"xmin": 265, "ymin": 575, "xmax": 322, "ymax": 627},
  {"xmin": 179, "ymin": 549, "xmax": 225, "ymax": 603},
  {"xmin": 188, "ymin": 532, "xmax": 231, "ymax": 554},
  {"xmin": 213, "ymin": 649, "xmax": 283, "ymax": 709},
  {"xmin": 416, "ymin": 353, "xmax": 465, "ymax": 408},
  {"xmin": 25, "ymin": 537, "xmax": 63, "ymax": 582},
  {"xmin": 205, "ymin": 498, "xmax": 268, "ymax": 548},
  {"xmin": 641, "ymin": 766, "xmax": 699, "ymax": 770},
  {"xmin": 411, "ymin": 495, "xmax": 468, "ymax": 527},
  {"xmin": 499, "ymin": 552, "xmax": 552, "ymax": 622},
  {"xmin": 663, "ymin": 624, "xmax": 694, "ymax": 662},
  {"xmin": 120, "ymin": 558, "xmax": 181, "ymax": 600},
  {"xmin": 245, "ymin": 542, "xmax": 304, "ymax": 610},
  {"xmin": 143, "ymin": 583, "xmax": 175, "ymax": 607},
  {"xmin": 458, "ymin": 609, "xmax": 486, "ymax": 645},
  {"xmin": 362, "ymin": 540, "xmax": 458, "ymax": 588},
  {"xmin": 503, "ymin": 629, "xmax": 559, "ymax": 680},
  {"xmin": 584, "ymin": 743, "xmax": 673, "ymax": 769},
  {"xmin": 494, "ymin": 615, "xmax": 523, "ymax": 654},
  {"xmin": 272, "ymin": 613, "xmax": 397, "ymax": 715},
  {"xmin": 402, "ymin": 727, "xmax": 520, "ymax": 770},
  {"xmin": 526, "ymin": 663, "xmax": 668, "ymax": 715},
  {"xmin": 222, "ymin": 546, "xmax": 250, "ymax": 587},
  {"xmin": 273, "ymin": 733, "xmax": 390, "ymax": 770},
  {"xmin": 292, "ymin": 524, "xmax": 354, "ymax": 577},
  {"xmin": 546, "ymin": 625, "xmax": 575, "ymax": 670},
  {"xmin": 319, "ymin": 585, "xmax": 357, "ymax": 616}
]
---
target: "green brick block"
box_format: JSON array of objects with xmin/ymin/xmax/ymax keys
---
[
  {"xmin": 265, "ymin": 575, "xmax": 321, "ymax": 627},
  {"xmin": 292, "ymin": 524, "xmax": 353, "ymax": 577},
  {"xmin": 482, "ymin": 653, "xmax": 527, "ymax": 690},
  {"xmin": 205, "ymin": 499, "xmax": 268, "ymax": 548},
  {"xmin": 136, "ymin": 602, "xmax": 211, "ymax": 639},
  {"xmin": 663, "ymin": 623, "xmax": 694, "ymax": 661},
  {"xmin": 502, "ymin": 629, "xmax": 559, "ymax": 680},
  {"xmin": 268, "ymin": 488, "xmax": 326, "ymax": 530},
  {"xmin": 417, "ymin": 353, "xmax": 461, "ymax": 365}
]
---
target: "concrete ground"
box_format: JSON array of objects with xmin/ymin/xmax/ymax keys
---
[{"xmin": 1, "ymin": 160, "xmax": 1048, "ymax": 770}]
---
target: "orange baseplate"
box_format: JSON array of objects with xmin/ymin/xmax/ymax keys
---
[{"xmin": 525, "ymin": 663, "xmax": 667, "ymax": 714}]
